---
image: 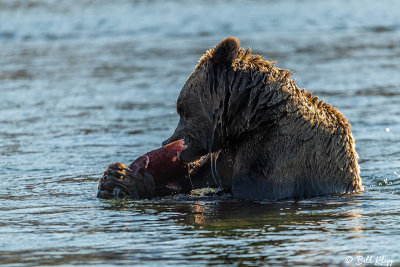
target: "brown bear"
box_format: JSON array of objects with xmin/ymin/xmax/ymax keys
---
[
  {"xmin": 97, "ymin": 37, "xmax": 363, "ymax": 200},
  {"xmin": 161, "ymin": 37, "xmax": 363, "ymax": 200}
]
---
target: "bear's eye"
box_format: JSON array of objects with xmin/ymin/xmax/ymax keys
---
[
  {"xmin": 177, "ymin": 105, "xmax": 192, "ymax": 119},
  {"xmin": 177, "ymin": 105, "xmax": 183, "ymax": 115}
]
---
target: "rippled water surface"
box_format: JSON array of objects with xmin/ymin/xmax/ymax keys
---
[{"xmin": 1, "ymin": 0, "xmax": 400, "ymax": 266}]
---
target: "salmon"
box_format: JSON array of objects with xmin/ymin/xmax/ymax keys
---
[{"xmin": 128, "ymin": 139, "xmax": 188, "ymax": 189}]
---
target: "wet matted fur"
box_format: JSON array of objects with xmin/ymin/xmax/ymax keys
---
[{"xmin": 163, "ymin": 37, "xmax": 363, "ymax": 200}]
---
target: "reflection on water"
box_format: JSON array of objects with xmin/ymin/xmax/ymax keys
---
[{"xmin": 1, "ymin": 0, "xmax": 400, "ymax": 265}]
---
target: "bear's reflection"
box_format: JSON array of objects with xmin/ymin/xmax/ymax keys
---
[{"xmin": 159, "ymin": 195, "xmax": 365, "ymax": 236}]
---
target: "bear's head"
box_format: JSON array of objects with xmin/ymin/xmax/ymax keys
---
[{"xmin": 163, "ymin": 37, "xmax": 289, "ymax": 163}]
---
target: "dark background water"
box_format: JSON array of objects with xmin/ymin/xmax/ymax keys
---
[{"xmin": 1, "ymin": 0, "xmax": 400, "ymax": 266}]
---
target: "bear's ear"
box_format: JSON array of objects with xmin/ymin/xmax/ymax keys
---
[{"xmin": 211, "ymin": 37, "xmax": 240, "ymax": 66}]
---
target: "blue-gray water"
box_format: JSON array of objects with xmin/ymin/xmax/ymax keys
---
[{"xmin": 1, "ymin": 0, "xmax": 400, "ymax": 266}]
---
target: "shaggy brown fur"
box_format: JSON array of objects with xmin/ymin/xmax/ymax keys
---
[{"xmin": 163, "ymin": 37, "xmax": 363, "ymax": 200}]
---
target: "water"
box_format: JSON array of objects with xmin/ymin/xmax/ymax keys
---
[{"xmin": 1, "ymin": 0, "xmax": 400, "ymax": 266}]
